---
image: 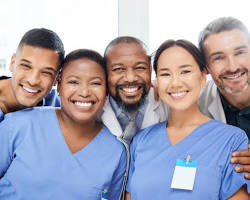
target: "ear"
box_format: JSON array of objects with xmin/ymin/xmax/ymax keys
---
[
  {"xmin": 9, "ymin": 53, "xmax": 16, "ymax": 72},
  {"xmin": 201, "ymin": 71, "xmax": 207, "ymax": 88},
  {"xmin": 56, "ymin": 74, "xmax": 62, "ymax": 96}
]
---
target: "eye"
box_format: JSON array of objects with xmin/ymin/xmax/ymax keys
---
[
  {"xmin": 235, "ymin": 50, "xmax": 246, "ymax": 56},
  {"xmin": 212, "ymin": 55, "xmax": 224, "ymax": 62},
  {"xmin": 42, "ymin": 71, "xmax": 53, "ymax": 76},
  {"xmin": 135, "ymin": 65, "xmax": 147, "ymax": 70},
  {"xmin": 91, "ymin": 81, "xmax": 102, "ymax": 86},
  {"xmin": 20, "ymin": 63, "xmax": 31, "ymax": 69},
  {"xmin": 112, "ymin": 67, "xmax": 125, "ymax": 72},
  {"xmin": 68, "ymin": 80, "xmax": 78, "ymax": 84},
  {"xmin": 159, "ymin": 73, "xmax": 170, "ymax": 77},
  {"xmin": 181, "ymin": 70, "xmax": 191, "ymax": 74}
]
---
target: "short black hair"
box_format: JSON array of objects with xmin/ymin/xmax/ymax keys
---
[
  {"xmin": 153, "ymin": 39, "xmax": 206, "ymax": 74},
  {"xmin": 198, "ymin": 17, "xmax": 250, "ymax": 58},
  {"xmin": 61, "ymin": 49, "xmax": 107, "ymax": 83},
  {"xmin": 103, "ymin": 36, "xmax": 150, "ymax": 66},
  {"xmin": 18, "ymin": 28, "xmax": 65, "ymax": 71}
]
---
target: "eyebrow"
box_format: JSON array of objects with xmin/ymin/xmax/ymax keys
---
[
  {"xmin": 111, "ymin": 61, "xmax": 149, "ymax": 68},
  {"xmin": 20, "ymin": 59, "xmax": 57, "ymax": 73},
  {"xmin": 158, "ymin": 64, "xmax": 192, "ymax": 71},
  {"xmin": 208, "ymin": 45, "xmax": 249, "ymax": 60},
  {"xmin": 65, "ymin": 75, "xmax": 104, "ymax": 80}
]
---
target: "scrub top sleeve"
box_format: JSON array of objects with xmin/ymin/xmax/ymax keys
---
[
  {"xmin": 0, "ymin": 118, "xmax": 16, "ymax": 176},
  {"xmin": 109, "ymin": 147, "xmax": 127, "ymax": 200},
  {"xmin": 125, "ymin": 138, "xmax": 137, "ymax": 193},
  {"xmin": 220, "ymin": 130, "xmax": 249, "ymax": 200}
]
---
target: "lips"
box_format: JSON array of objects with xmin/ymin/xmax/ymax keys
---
[
  {"xmin": 118, "ymin": 83, "xmax": 144, "ymax": 97},
  {"xmin": 22, "ymin": 85, "xmax": 41, "ymax": 94},
  {"xmin": 222, "ymin": 71, "xmax": 246, "ymax": 80},
  {"xmin": 74, "ymin": 101, "xmax": 93, "ymax": 107},
  {"xmin": 169, "ymin": 91, "xmax": 188, "ymax": 99}
]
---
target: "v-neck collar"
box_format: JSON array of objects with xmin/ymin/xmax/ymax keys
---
[
  {"xmin": 52, "ymin": 109, "xmax": 105, "ymax": 156},
  {"xmin": 164, "ymin": 120, "xmax": 214, "ymax": 148}
]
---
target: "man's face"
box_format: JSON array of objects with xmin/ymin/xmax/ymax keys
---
[
  {"xmin": 10, "ymin": 45, "xmax": 60, "ymax": 107},
  {"xmin": 106, "ymin": 43, "xmax": 152, "ymax": 112},
  {"xmin": 203, "ymin": 29, "xmax": 250, "ymax": 95}
]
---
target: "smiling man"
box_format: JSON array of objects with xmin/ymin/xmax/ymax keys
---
[
  {"xmin": 198, "ymin": 17, "xmax": 250, "ymax": 182},
  {"xmin": 0, "ymin": 28, "xmax": 64, "ymax": 121},
  {"xmin": 101, "ymin": 36, "xmax": 168, "ymax": 144}
]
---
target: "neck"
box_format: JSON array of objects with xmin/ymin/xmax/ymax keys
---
[
  {"xmin": 56, "ymin": 109, "xmax": 102, "ymax": 139},
  {"xmin": 0, "ymin": 78, "xmax": 25, "ymax": 114},
  {"xmin": 220, "ymin": 86, "xmax": 250, "ymax": 110},
  {"xmin": 168, "ymin": 103, "xmax": 210, "ymax": 128}
]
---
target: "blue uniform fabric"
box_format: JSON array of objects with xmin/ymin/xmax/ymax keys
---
[
  {"xmin": 0, "ymin": 107, "xmax": 126, "ymax": 200},
  {"xmin": 127, "ymin": 120, "xmax": 249, "ymax": 200}
]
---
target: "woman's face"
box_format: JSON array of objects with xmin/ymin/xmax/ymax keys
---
[
  {"xmin": 156, "ymin": 46, "xmax": 206, "ymax": 111},
  {"xmin": 58, "ymin": 58, "xmax": 106, "ymax": 123}
]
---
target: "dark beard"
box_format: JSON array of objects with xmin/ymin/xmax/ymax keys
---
[{"xmin": 113, "ymin": 83, "xmax": 148, "ymax": 113}]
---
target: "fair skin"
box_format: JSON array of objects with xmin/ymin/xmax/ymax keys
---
[
  {"xmin": 56, "ymin": 58, "xmax": 106, "ymax": 153},
  {"xmin": 105, "ymin": 43, "xmax": 152, "ymax": 105},
  {"xmin": 0, "ymin": 45, "xmax": 60, "ymax": 114},
  {"xmin": 126, "ymin": 45, "xmax": 249, "ymax": 199},
  {"xmin": 203, "ymin": 29, "xmax": 250, "ymax": 178}
]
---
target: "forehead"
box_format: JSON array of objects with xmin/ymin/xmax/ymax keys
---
[
  {"xmin": 158, "ymin": 46, "xmax": 197, "ymax": 67},
  {"xmin": 203, "ymin": 29, "xmax": 250, "ymax": 54},
  {"xmin": 62, "ymin": 58, "xmax": 105, "ymax": 76},
  {"xmin": 106, "ymin": 43, "xmax": 148, "ymax": 62}
]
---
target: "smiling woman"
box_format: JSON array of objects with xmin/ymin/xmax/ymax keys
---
[
  {"xmin": 0, "ymin": 49, "xmax": 126, "ymax": 200},
  {"xmin": 125, "ymin": 40, "xmax": 249, "ymax": 200}
]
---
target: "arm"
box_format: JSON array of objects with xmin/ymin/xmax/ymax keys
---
[
  {"xmin": 227, "ymin": 186, "xmax": 249, "ymax": 200},
  {"xmin": 125, "ymin": 192, "xmax": 131, "ymax": 200},
  {"xmin": 231, "ymin": 142, "xmax": 250, "ymax": 179}
]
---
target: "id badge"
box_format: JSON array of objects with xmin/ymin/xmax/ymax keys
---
[{"xmin": 171, "ymin": 157, "xmax": 197, "ymax": 190}]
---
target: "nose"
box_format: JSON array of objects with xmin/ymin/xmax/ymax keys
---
[
  {"xmin": 79, "ymin": 84, "xmax": 91, "ymax": 97},
  {"xmin": 169, "ymin": 74, "xmax": 182, "ymax": 88},
  {"xmin": 227, "ymin": 56, "xmax": 238, "ymax": 72},
  {"xmin": 27, "ymin": 70, "xmax": 41, "ymax": 86},
  {"xmin": 124, "ymin": 68, "xmax": 138, "ymax": 82}
]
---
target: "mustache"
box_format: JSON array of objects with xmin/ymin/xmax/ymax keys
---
[
  {"xmin": 116, "ymin": 82, "xmax": 146, "ymax": 89},
  {"xmin": 219, "ymin": 68, "xmax": 248, "ymax": 78}
]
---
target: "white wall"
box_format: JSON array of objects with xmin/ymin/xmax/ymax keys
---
[{"xmin": 0, "ymin": 0, "xmax": 118, "ymax": 74}]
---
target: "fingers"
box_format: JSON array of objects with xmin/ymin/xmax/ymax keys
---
[{"xmin": 232, "ymin": 149, "xmax": 250, "ymax": 158}]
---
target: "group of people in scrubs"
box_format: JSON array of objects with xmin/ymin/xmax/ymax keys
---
[{"xmin": 0, "ymin": 17, "xmax": 250, "ymax": 200}]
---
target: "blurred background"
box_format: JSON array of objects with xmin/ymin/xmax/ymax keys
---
[{"xmin": 0, "ymin": 0, "xmax": 249, "ymax": 77}]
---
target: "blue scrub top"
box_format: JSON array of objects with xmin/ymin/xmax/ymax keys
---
[
  {"xmin": 0, "ymin": 107, "xmax": 126, "ymax": 200},
  {"xmin": 127, "ymin": 120, "xmax": 249, "ymax": 200},
  {"xmin": 0, "ymin": 88, "xmax": 60, "ymax": 122}
]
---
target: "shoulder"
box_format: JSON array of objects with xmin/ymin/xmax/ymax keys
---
[
  {"xmin": 3, "ymin": 107, "xmax": 55, "ymax": 125},
  {"xmin": 101, "ymin": 125, "xmax": 126, "ymax": 151},
  {"xmin": 199, "ymin": 80, "xmax": 218, "ymax": 102},
  {"xmin": 206, "ymin": 120, "xmax": 248, "ymax": 144},
  {"xmin": 132, "ymin": 121, "xmax": 166, "ymax": 145}
]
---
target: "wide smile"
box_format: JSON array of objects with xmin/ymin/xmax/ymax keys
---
[
  {"xmin": 21, "ymin": 85, "xmax": 41, "ymax": 95},
  {"xmin": 119, "ymin": 85, "xmax": 143, "ymax": 97},
  {"xmin": 169, "ymin": 91, "xmax": 188, "ymax": 99},
  {"xmin": 222, "ymin": 71, "xmax": 246, "ymax": 80},
  {"xmin": 72, "ymin": 100, "xmax": 96, "ymax": 111}
]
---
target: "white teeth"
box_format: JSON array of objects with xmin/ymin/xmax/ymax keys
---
[
  {"xmin": 123, "ymin": 87, "xmax": 138, "ymax": 93},
  {"xmin": 224, "ymin": 73, "xmax": 241, "ymax": 79},
  {"xmin": 75, "ymin": 101, "xmax": 92, "ymax": 107},
  {"xmin": 23, "ymin": 86, "xmax": 39, "ymax": 93},
  {"xmin": 171, "ymin": 91, "xmax": 187, "ymax": 97}
]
